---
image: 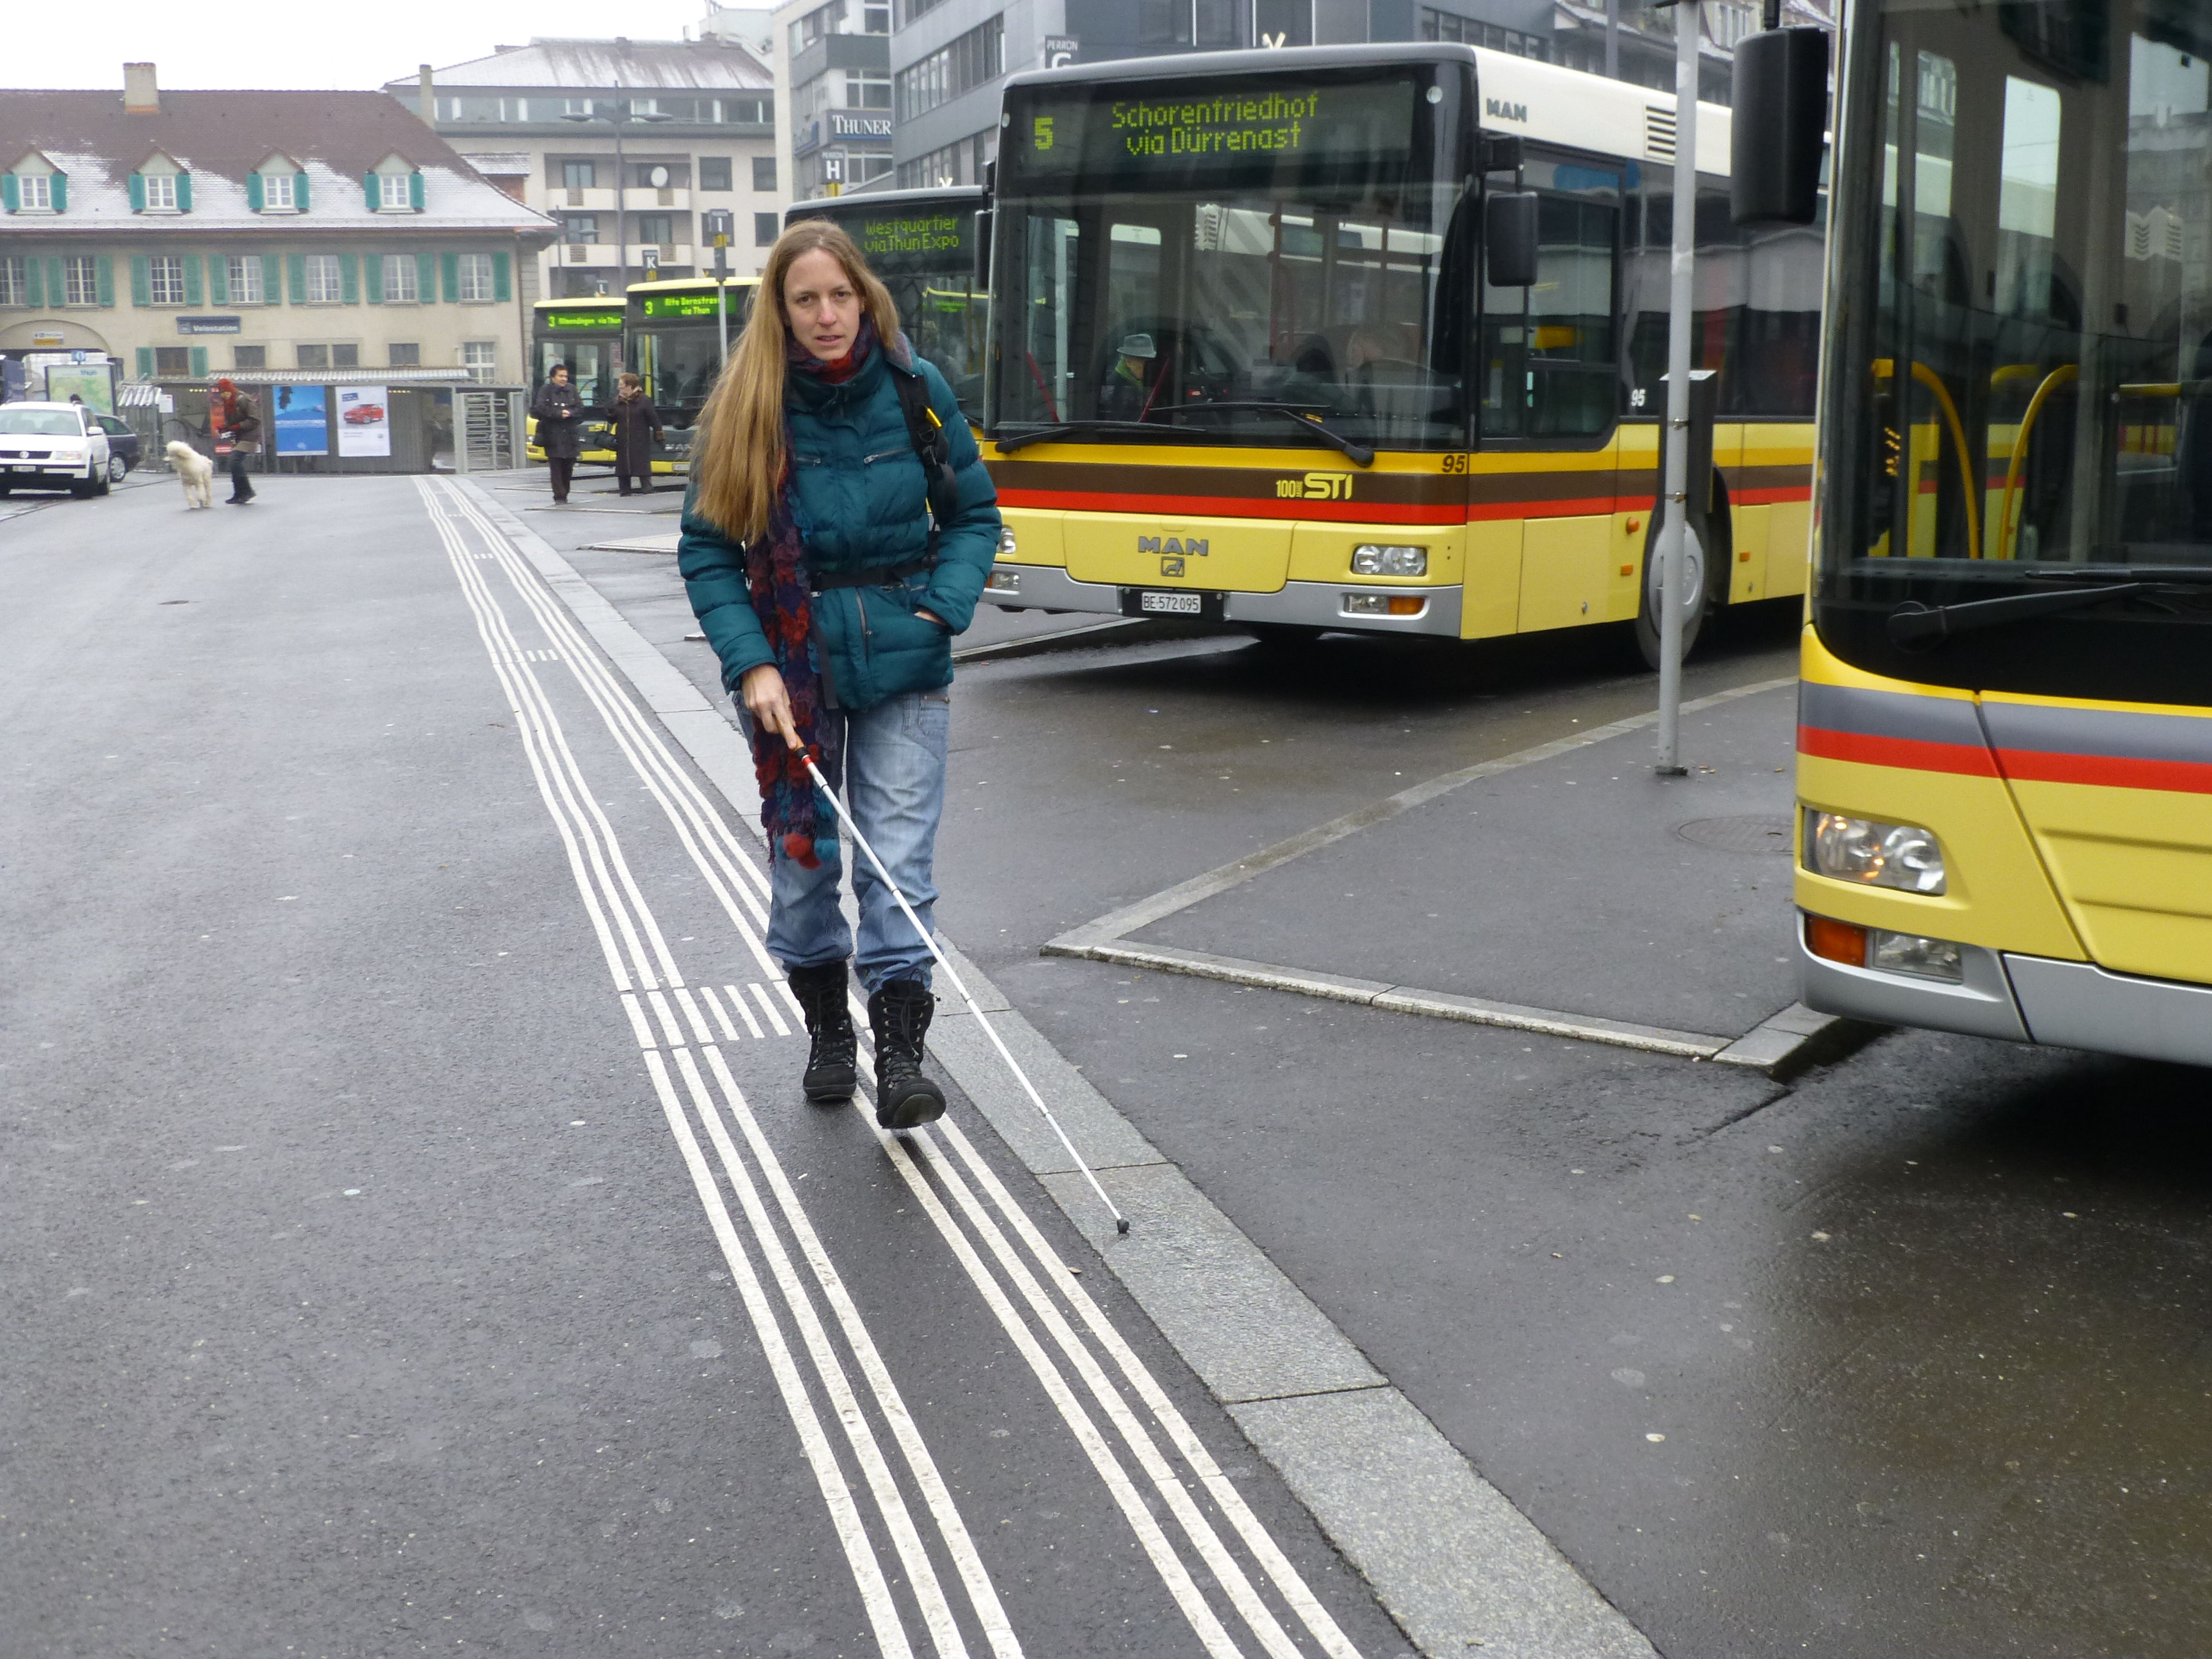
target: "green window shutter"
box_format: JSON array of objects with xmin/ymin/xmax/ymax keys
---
[
  {"xmin": 262, "ymin": 253, "xmax": 281, "ymax": 303},
  {"xmin": 49, "ymin": 174, "xmax": 66, "ymax": 212},
  {"xmin": 440, "ymin": 251, "xmax": 460, "ymax": 302},
  {"xmin": 0, "ymin": 175, "xmax": 17, "ymax": 212},
  {"xmin": 364, "ymin": 253, "xmax": 383, "ymax": 303},
  {"xmin": 129, "ymin": 172, "xmax": 146, "ymax": 213},
  {"xmin": 416, "ymin": 251, "xmax": 436, "ymax": 303},
  {"xmin": 130, "ymin": 255, "xmax": 150, "ymax": 306},
  {"xmin": 491, "ymin": 250, "xmax": 511, "ymax": 302},
  {"xmin": 183, "ymin": 254, "xmax": 203, "ymax": 306},
  {"xmin": 189, "ymin": 346, "xmax": 208, "ymax": 378},
  {"xmin": 96, "ymin": 255, "xmax": 114, "ymax": 307},
  {"xmin": 287, "ymin": 253, "xmax": 307, "ymax": 304},
  {"xmin": 409, "ymin": 171, "xmax": 426, "ymax": 212},
  {"xmin": 294, "ymin": 171, "xmax": 310, "ymax": 213},
  {"xmin": 246, "ymin": 172, "xmax": 263, "ymax": 212},
  {"xmin": 176, "ymin": 172, "xmax": 193, "ymax": 213},
  {"xmin": 339, "ymin": 252, "xmax": 359, "ymax": 303},
  {"xmin": 24, "ymin": 259, "xmax": 42, "ymax": 307},
  {"xmin": 136, "ymin": 347, "xmax": 154, "ymax": 379},
  {"xmin": 364, "ymin": 173, "xmax": 378, "ymax": 212},
  {"xmin": 209, "ymin": 255, "xmax": 228, "ymax": 306}
]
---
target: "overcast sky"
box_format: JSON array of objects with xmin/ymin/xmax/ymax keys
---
[{"xmin": 7, "ymin": 0, "xmax": 720, "ymax": 91}]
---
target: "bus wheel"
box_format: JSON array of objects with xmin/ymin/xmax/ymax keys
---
[{"xmin": 1633, "ymin": 498, "xmax": 1725, "ymax": 671}]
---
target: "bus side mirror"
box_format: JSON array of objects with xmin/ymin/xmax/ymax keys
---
[
  {"xmin": 1485, "ymin": 193, "xmax": 1539, "ymax": 288},
  {"xmin": 1731, "ymin": 27, "xmax": 1829, "ymax": 226},
  {"xmin": 973, "ymin": 208, "xmax": 993, "ymax": 292}
]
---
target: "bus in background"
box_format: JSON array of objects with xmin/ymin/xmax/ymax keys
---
[
  {"xmin": 1795, "ymin": 0, "xmax": 2212, "ymax": 1067},
  {"xmin": 526, "ymin": 296, "xmax": 621, "ymax": 466},
  {"xmin": 625, "ymin": 276, "xmax": 759, "ymax": 473},
  {"xmin": 977, "ymin": 43, "xmax": 1824, "ymax": 658},
  {"xmin": 786, "ymin": 186, "xmax": 987, "ymax": 421}
]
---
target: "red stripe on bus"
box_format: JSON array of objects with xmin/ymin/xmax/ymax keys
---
[
  {"xmin": 1727, "ymin": 485, "xmax": 1814, "ymax": 506},
  {"xmin": 1993, "ymin": 747, "xmax": 2212, "ymax": 795},
  {"xmin": 994, "ymin": 489, "xmax": 1461, "ymax": 524},
  {"xmin": 1797, "ymin": 724, "xmax": 2000, "ymax": 776}
]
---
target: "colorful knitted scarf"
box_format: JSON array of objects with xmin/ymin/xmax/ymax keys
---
[{"xmin": 745, "ymin": 318, "xmax": 894, "ymax": 868}]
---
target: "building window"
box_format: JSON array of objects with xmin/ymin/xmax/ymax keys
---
[
  {"xmin": 331, "ymin": 344, "xmax": 360, "ymax": 368},
  {"xmin": 298, "ymin": 344, "xmax": 330, "ymax": 369},
  {"xmin": 19, "ymin": 174, "xmax": 53, "ymax": 210},
  {"xmin": 234, "ymin": 345, "xmax": 266, "ymax": 369},
  {"xmin": 146, "ymin": 255, "xmax": 185, "ymax": 306},
  {"xmin": 636, "ymin": 214, "xmax": 674, "ymax": 247},
  {"xmin": 895, "ymin": 16, "xmax": 1003, "ymax": 123},
  {"xmin": 456, "ymin": 253, "xmax": 495, "ymax": 302},
  {"xmin": 901, "ymin": 0, "xmax": 947, "ymax": 24},
  {"xmin": 305, "ymin": 253, "xmax": 343, "ymax": 303},
  {"xmin": 263, "ymin": 171, "xmax": 295, "ymax": 210},
  {"xmin": 144, "ymin": 173, "xmax": 178, "ymax": 210},
  {"xmin": 390, "ymin": 342, "xmax": 421, "ymax": 368},
  {"xmin": 225, "ymin": 255, "xmax": 264, "ymax": 304},
  {"xmin": 155, "ymin": 346, "xmax": 190, "ymax": 375},
  {"xmin": 1416, "ymin": 9, "xmax": 1550, "ymax": 57},
  {"xmin": 564, "ymin": 215, "xmax": 599, "ymax": 244},
  {"xmin": 381, "ymin": 253, "xmax": 419, "ymax": 302},
  {"xmin": 378, "ymin": 173, "xmax": 413, "ymax": 210},
  {"xmin": 754, "ymin": 212, "xmax": 779, "ymax": 247},
  {"xmin": 0, "ymin": 256, "xmax": 22, "ymax": 305},
  {"xmin": 753, "ymin": 156, "xmax": 777, "ymax": 193},
  {"xmin": 563, "ymin": 160, "xmax": 596, "ymax": 191},
  {"xmin": 700, "ymin": 156, "xmax": 732, "ymax": 191},
  {"xmin": 864, "ymin": 0, "xmax": 890, "ymax": 28},
  {"xmin": 463, "ymin": 341, "xmax": 497, "ymax": 383},
  {"xmin": 850, "ymin": 70, "xmax": 892, "ymax": 110},
  {"xmin": 792, "ymin": 0, "xmax": 843, "ymax": 53}
]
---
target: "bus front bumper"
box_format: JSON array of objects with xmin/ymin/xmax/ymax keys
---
[
  {"xmin": 980, "ymin": 565, "xmax": 1463, "ymax": 637},
  {"xmin": 1799, "ymin": 916, "xmax": 2212, "ymax": 1068}
]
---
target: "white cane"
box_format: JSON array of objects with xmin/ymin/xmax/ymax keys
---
[{"xmin": 798, "ymin": 750, "xmax": 1132, "ymax": 1236}]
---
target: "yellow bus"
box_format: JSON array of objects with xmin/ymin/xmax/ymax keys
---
[
  {"xmin": 976, "ymin": 43, "xmax": 1823, "ymax": 659},
  {"xmin": 1796, "ymin": 0, "xmax": 2212, "ymax": 1066},
  {"xmin": 626, "ymin": 275, "xmax": 759, "ymax": 472},
  {"xmin": 526, "ymin": 297, "xmax": 621, "ymax": 465}
]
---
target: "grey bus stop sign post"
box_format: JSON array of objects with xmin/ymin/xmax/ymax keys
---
[
  {"xmin": 1655, "ymin": 0, "xmax": 1700, "ymax": 777},
  {"xmin": 704, "ymin": 210, "xmax": 734, "ymax": 367}
]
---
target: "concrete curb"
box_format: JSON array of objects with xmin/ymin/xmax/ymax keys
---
[{"xmin": 451, "ymin": 478, "xmax": 1659, "ymax": 1659}]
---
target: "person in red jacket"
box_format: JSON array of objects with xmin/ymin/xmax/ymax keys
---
[{"xmin": 212, "ymin": 379, "xmax": 260, "ymax": 504}]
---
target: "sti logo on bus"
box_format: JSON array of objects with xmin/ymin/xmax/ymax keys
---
[
  {"xmin": 1486, "ymin": 97, "xmax": 1528, "ymax": 124},
  {"xmin": 1276, "ymin": 472, "xmax": 1354, "ymax": 499}
]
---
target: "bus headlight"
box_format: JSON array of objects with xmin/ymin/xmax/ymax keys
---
[
  {"xmin": 1804, "ymin": 810, "xmax": 1946, "ymax": 894},
  {"xmin": 1351, "ymin": 544, "xmax": 1426, "ymax": 576},
  {"xmin": 997, "ymin": 524, "xmax": 1019, "ymax": 558},
  {"xmin": 986, "ymin": 569, "xmax": 1021, "ymax": 593}
]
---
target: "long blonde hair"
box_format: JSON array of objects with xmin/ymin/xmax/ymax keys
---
[{"xmin": 691, "ymin": 220, "xmax": 902, "ymax": 542}]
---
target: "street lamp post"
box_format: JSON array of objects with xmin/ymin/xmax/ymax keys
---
[{"xmin": 561, "ymin": 99, "xmax": 674, "ymax": 297}]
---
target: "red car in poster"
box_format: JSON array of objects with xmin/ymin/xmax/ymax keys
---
[{"xmin": 342, "ymin": 404, "xmax": 385, "ymax": 425}]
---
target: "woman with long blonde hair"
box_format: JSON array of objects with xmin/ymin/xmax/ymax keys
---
[{"xmin": 677, "ymin": 219, "xmax": 1001, "ymax": 1128}]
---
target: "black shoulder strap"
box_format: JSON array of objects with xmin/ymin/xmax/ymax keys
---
[{"xmin": 891, "ymin": 367, "xmax": 961, "ymax": 542}]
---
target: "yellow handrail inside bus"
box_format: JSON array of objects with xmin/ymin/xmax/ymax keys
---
[
  {"xmin": 1874, "ymin": 358, "xmax": 1981, "ymax": 559},
  {"xmin": 1995, "ymin": 364, "xmax": 2078, "ymax": 562}
]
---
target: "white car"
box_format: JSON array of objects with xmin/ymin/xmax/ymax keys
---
[{"xmin": 0, "ymin": 401, "xmax": 113, "ymax": 499}]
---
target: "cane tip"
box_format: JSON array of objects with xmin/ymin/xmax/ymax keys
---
[{"xmin": 1116, "ymin": 1217, "xmax": 1131, "ymax": 1235}]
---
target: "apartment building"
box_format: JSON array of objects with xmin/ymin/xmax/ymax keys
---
[
  {"xmin": 765, "ymin": 0, "xmax": 897, "ymax": 202},
  {"xmin": 0, "ymin": 65, "xmax": 555, "ymax": 383},
  {"xmin": 388, "ymin": 36, "xmax": 782, "ymax": 297}
]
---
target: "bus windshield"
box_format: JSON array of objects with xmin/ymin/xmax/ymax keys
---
[
  {"xmin": 989, "ymin": 59, "xmax": 1473, "ymax": 451},
  {"xmin": 629, "ymin": 282, "xmax": 756, "ymax": 428},
  {"xmin": 794, "ymin": 193, "xmax": 986, "ymax": 418},
  {"xmin": 1818, "ymin": 0, "xmax": 2212, "ymax": 700}
]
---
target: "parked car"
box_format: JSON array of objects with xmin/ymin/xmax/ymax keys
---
[
  {"xmin": 91, "ymin": 413, "xmax": 139, "ymax": 481},
  {"xmin": 0, "ymin": 402, "xmax": 112, "ymax": 498}
]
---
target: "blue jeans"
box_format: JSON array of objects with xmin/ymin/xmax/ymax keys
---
[{"xmin": 759, "ymin": 688, "xmax": 950, "ymax": 993}]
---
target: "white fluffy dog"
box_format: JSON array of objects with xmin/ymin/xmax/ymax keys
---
[{"xmin": 166, "ymin": 441, "xmax": 215, "ymax": 509}]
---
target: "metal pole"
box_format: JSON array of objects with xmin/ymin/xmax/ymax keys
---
[
  {"xmin": 1605, "ymin": 0, "xmax": 1620, "ymax": 79},
  {"xmin": 1654, "ymin": 0, "xmax": 1698, "ymax": 777},
  {"xmin": 717, "ymin": 273, "xmax": 729, "ymax": 367},
  {"xmin": 611, "ymin": 109, "xmax": 628, "ymax": 295}
]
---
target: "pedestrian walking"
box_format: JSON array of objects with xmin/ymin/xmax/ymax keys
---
[
  {"xmin": 212, "ymin": 378, "xmax": 260, "ymax": 504},
  {"xmin": 531, "ymin": 363, "xmax": 583, "ymax": 504},
  {"xmin": 678, "ymin": 221, "xmax": 1000, "ymax": 1128},
  {"xmin": 608, "ymin": 372, "xmax": 663, "ymax": 497}
]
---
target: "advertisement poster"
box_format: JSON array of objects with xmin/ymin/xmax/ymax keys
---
[
  {"xmin": 273, "ymin": 384, "xmax": 328, "ymax": 455},
  {"xmin": 336, "ymin": 386, "xmax": 391, "ymax": 458},
  {"xmin": 41, "ymin": 363, "xmax": 115, "ymax": 415}
]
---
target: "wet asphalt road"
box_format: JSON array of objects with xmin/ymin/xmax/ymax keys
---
[{"xmin": 511, "ymin": 471, "xmax": 2212, "ymax": 1659}]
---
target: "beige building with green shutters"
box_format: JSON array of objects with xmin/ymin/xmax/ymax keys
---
[{"xmin": 0, "ymin": 65, "xmax": 555, "ymax": 386}]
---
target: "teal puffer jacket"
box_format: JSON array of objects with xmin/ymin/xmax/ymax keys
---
[{"xmin": 677, "ymin": 347, "xmax": 1000, "ymax": 711}]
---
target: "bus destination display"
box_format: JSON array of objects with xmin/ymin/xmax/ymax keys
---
[
  {"xmin": 541, "ymin": 306, "xmax": 624, "ymax": 332},
  {"xmin": 854, "ymin": 212, "xmax": 967, "ymax": 263},
  {"xmin": 639, "ymin": 289, "xmax": 744, "ymax": 319},
  {"xmin": 1012, "ymin": 76, "xmax": 1418, "ymax": 184}
]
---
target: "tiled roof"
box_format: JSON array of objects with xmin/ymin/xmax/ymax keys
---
[
  {"xmin": 395, "ymin": 37, "xmax": 771, "ymax": 92},
  {"xmin": 0, "ymin": 89, "xmax": 555, "ymax": 235}
]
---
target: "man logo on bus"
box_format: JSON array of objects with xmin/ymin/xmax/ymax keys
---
[
  {"xmin": 1034, "ymin": 116, "xmax": 1055, "ymax": 151},
  {"xmin": 1139, "ymin": 535, "xmax": 1209, "ymax": 559},
  {"xmin": 1486, "ymin": 97, "xmax": 1528, "ymax": 123}
]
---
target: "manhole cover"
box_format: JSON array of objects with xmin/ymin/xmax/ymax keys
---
[{"xmin": 1677, "ymin": 815, "xmax": 1794, "ymax": 854}]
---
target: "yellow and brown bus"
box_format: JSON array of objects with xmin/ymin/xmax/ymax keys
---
[
  {"xmin": 975, "ymin": 42, "xmax": 1823, "ymax": 660},
  {"xmin": 526, "ymin": 296, "xmax": 621, "ymax": 465},
  {"xmin": 1795, "ymin": 0, "xmax": 2212, "ymax": 1065},
  {"xmin": 626, "ymin": 275, "xmax": 760, "ymax": 472}
]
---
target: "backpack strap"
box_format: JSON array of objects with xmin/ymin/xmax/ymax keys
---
[{"xmin": 891, "ymin": 366, "xmax": 961, "ymax": 545}]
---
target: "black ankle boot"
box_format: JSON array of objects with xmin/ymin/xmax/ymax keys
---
[
  {"xmin": 867, "ymin": 978, "xmax": 944, "ymax": 1130},
  {"xmin": 787, "ymin": 961, "xmax": 857, "ymax": 1103}
]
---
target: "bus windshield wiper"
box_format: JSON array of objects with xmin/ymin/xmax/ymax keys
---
[
  {"xmin": 993, "ymin": 405, "xmax": 1376, "ymax": 465},
  {"xmin": 1887, "ymin": 581, "xmax": 2152, "ymax": 647}
]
